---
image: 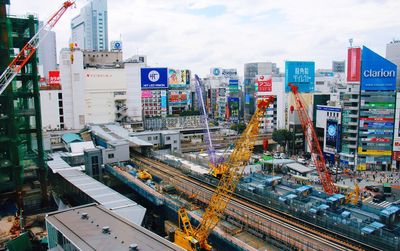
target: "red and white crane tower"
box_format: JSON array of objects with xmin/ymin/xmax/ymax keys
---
[
  {"xmin": 0, "ymin": 1, "xmax": 75, "ymax": 95},
  {"xmin": 289, "ymin": 83, "xmax": 337, "ymax": 195}
]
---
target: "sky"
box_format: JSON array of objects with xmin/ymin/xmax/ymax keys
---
[{"xmin": 8, "ymin": 0, "xmax": 400, "ymax": 76}]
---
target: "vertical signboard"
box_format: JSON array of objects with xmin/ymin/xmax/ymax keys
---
[
  {"xmin": 168, "ymin": 69, "xmax": 190, "ymax": 88},
  {"xmin": 347, "ymin": 48, "xmax": 361, "ymax": 82},
  {"xmin": 161, "ymin": 90, "xmax": 167, "ymax": 111},
  {"xmin": 256, "ymin": 75, "xmax": 272, "ymax": 92},
  {"xmin": 360, "ymin": 46, "xmax": 397, "ymax": 91},
  {"xmin": 227, "ymin": 97, "xmax": 240, "ymax": 121},
  {"xmin": 141, "ymin": 68, "xmax": 168, "ymax": 89},
  {"xmin": 285, "ymin": 61, "xmax": 315, "ymax": 93}
]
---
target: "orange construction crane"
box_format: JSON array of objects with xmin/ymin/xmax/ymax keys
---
[
  {"xmin": 0, "ymin": 1, "xmax": 75, "ymax": 95},
  {"xmin": 174, "ymin": 96, "xmax": 275, "ymax": 251},
  {"xmin": 289, "ymin": 83, "xmax": 337, "ymax": 195}
]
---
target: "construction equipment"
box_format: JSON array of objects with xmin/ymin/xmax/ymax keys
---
[
  {"xmin": 174, "ymin": 96, "xmax": 275, "ymax": 250},
  {"xmin": 0, "ymin": 1, "xmax": 75, "ymax": 96},
  {"xmin": 346, "ymin": 182, "xmax": 360, "ymax": 205},
  {"xmin": 194, "ymin": 75, "xmax": 226, "ymax": 178},
  {"xmin": 137, "ymin": 169, "xmax": 152, "ymax": 181},
  {"xmin": 289, "ymin": 83, "xmax": 337, "ymax": 195}
]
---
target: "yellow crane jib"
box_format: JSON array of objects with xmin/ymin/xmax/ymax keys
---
[{"xmin": 174, "ymin": 97, "xmax": 275, "ymax": 250}]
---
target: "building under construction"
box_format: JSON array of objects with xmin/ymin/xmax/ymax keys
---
[{"xmin": 0, "ymin": 0, "xmax": 47, "ymax": 213}]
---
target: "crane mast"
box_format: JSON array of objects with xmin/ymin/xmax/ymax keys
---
[
  {"xmin": 194, "ymin": 75, "xmax": 226, "ymax": 177},
  {"xmin": 0, "ymin": 1, "xmax": 75, "ymax": 96},
  {"xmin": 175, "ymin": 96, "xmax": 275, "ymax": 251},
  {"xmin": 289, "ymin": 83, "xmax": 337, "ymax": 195}
]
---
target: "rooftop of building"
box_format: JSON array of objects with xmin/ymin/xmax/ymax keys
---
[{"xmin": 46, "ymin": 203, "xmax": 183, "ymax": 251}]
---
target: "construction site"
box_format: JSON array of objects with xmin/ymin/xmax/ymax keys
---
[{"xmin": 0, "ymin": 1, "xmax": 400, "ymax": 251}]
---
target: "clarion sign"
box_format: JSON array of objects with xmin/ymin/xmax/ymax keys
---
[{"xmin": 363, "ymin": 69, "xmax": 396, "ymax": 78}]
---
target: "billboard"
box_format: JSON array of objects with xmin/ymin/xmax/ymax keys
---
[
  {"xmin": 228, "ymin": 97, "xmax": 240, "ymax": 121},
  {"xmin": 141, "ymin": 90, "xmax": 152, "ymax": 98},
  {"xmin": 256, "ymin": 75, "xmax": 272, "ymax": 92},
  {"xmin": 222, "ymin": 69, "xmax": 238, "ymax": 79},
  {"xmin": 361, "ymin": 46, "xmax": 397, "ymax": 91},
  {"xmin": 347, "ymin": 48, "xmax": 361, "ymax": 82},
  {"xmin": 141, "ymin": 68, "xmax": 168, "ymax": 89},
  {"xmin": 168, "ymin": 91, "xmax": 189, "ymax": 105},
  {"xmin": 211, "ymin": 68, "xmax": 222, "ymax": 77},
  {"xmin": 326, "ymin": 119, "xmax": 338, "ymax": 149},
  {"xmin": 285, "ymin": 61, "xmax": 315, "ymax": 93},
  {"xmin": 48, "ymin": 70, "xmax": 60, "ymax": 86},
  {"xmin": 168, "ymin": 69, "xmax": 190, "ymax": 88},
  {"xmin": 229, "ymin": 79, "xmax": 239, "ymax": 93}
]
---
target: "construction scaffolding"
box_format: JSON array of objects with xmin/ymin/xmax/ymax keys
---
[{"xmin": 0, "ymin": 0, "xmax": 46, "ymax": 212}]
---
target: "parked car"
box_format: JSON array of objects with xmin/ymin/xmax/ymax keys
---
[
  {"xmin": 297, "ymin": 158, "xmax": 307, "ymax": 164},
  {"xmin": 329, "ymin": 167, "xmax": 342, "ymax": 174},
  {"xmin": 365, "ymin": 185, "xmax": 380, "ymax": 193},
  {"xmin": 280, "ymin": 153, "xmax": 288, "ymax": 159},
  {"xmin": 373, "ymin": 193, "xmax": 385, "ymax": 203},
  {"xmin": 274, "ymin": 153, "xmax": 281, "ymax": 159}
]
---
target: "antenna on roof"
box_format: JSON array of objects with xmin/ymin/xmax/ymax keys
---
[{"xmin": 349, "ymin": 38, "xmax": 353, "ymax": 48}]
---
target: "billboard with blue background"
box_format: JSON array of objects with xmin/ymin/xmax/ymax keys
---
[
  {"xmin": 361, "ymin": 46, "xmax": 397, "ymax": 91},
  {"xmin": 285, "ymin": 61, "xmax": 315, "ymax": 93},
  {"xmin": 141, "ymin": 68, "xmax": 168, "ymax": 89}
]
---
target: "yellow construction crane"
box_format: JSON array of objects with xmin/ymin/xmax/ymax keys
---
[
  {"xmin": 174, "ymin": 96, "xmax": 275, "ymax": 251},
  {"xmin": 346, "ymin": 182, "xmax": 360, "ymax": 205}
]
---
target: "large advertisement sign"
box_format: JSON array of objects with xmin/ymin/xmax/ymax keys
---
[
  {"xmin": 141, "ymin": 68, "xmax": 168, "ymax": 89},
  {"xmin": 168, "ymin": 69, "xmax": 190, "ymax": 88},
  {"xmin": 48, "ymin": 70, "xmax": 60, "ymax": 86},
  {"xmin": 227, "ymin": 97, "xmax": 240, "ymax": 121},
  {"xmin": 141, "ymin": 90, "xmax": 152, "ymax": 98},
  {"xmin": 222, "ymin": 69, "xmax": 238, "ymax": 79},
  {"xmin": 168, "ymin": 91, "xmax": 189, "ymax": 105},
  {"xmin": 347, "ymin": 48, "xmax": 361, "ymax": 82},
  {"xmin": 361, "ymin": 46, "xmax": 397, "ymax": 91},
  {"xmin": 285, "ymin": 61, "xmax": 315, "ymax": 93},
  {"xmin": 256, "ymin": 75, "xmax": 272, "ymax": 92},
  {"xmin": 229, "ymin": 79, "xmax": 239, "ymax": 93},
  {"xmin": 326, "ymin": 119, "xmax": 338, "ymax": 149}
]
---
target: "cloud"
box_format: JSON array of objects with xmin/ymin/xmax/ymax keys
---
[{"xmin": 8, "ymin": 0, "xmax": 400, "ymax": 76}]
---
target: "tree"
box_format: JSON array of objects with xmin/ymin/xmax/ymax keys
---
[
  {"xmin": 272, "ymin": 129, "xmax": 293, "ymax": 152},
  {"xmin": 230, "ymin": 122, "xmax": 246, "ymax": 134}
]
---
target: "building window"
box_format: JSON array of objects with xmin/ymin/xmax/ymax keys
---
[
  {"xmin": 58, "ymin": 93, "xmax": 62, "ymax": 99},
  {"xmin": 59, "ymin": 108, "xmax": 63, "ymax": 115},
  {"xmin": 58, "ymin": 100, "xmax": 63, "ymax": 107},
  {"xmin": 148, "ymin": 136, "xmax": 152, "ymax": 141},
  {"xmin": 153, "ymin": 136, "xmax": 158, "ymax": 140},
  {"xmin": 60, "ymin": 117, "xmax": 64, "ymax": 123},
  {"xmin": 166, "ymin": 136, "xmax": 170, "ymax": 140},
  {"xmin": 173, "ymin": 140, "xmax": 177, "ymax": 143},
  {"xmin": 108, "ymin": 153, "xmax": 114, "ymax": 159}
]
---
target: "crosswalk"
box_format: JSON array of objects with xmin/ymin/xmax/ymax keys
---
[{"xmin": 363, "ymin": 197, "xmax": 392, "ymax": 208}]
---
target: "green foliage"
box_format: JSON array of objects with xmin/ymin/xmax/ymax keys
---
[
  {"xmin": 230, "ymin": 122, "xmax": 246, "ymax": 133},
  {"xmin": 272, "ymin": 129, "xmax": 293, "ymax": 150}
]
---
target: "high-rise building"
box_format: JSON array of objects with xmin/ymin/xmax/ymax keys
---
[
  {"xmin": 357, "ymin": 46, "xmax": 397, "ymax": 171},
  {"xmin": 71, "ymin": 0, "xmax": 108, "ymax": 51},
  {"xmin": 243, "ymin": 62, "xmax": 280, "ymax": 120},
  {"xmin": 340, "ymin": 83, "xmax": 360, "ymax": 171},
  {"xmin": 386, "ymin": 40, "xmax": 400, "ymax": 89},
  {"xmin": 38, "ymin": 21, "xmax": 57, "ymax": 81}
]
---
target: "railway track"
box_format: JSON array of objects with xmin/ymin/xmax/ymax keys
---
[{"xmin": 131, "ymin": 153, "xmax": 381, "ymax": 251}]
